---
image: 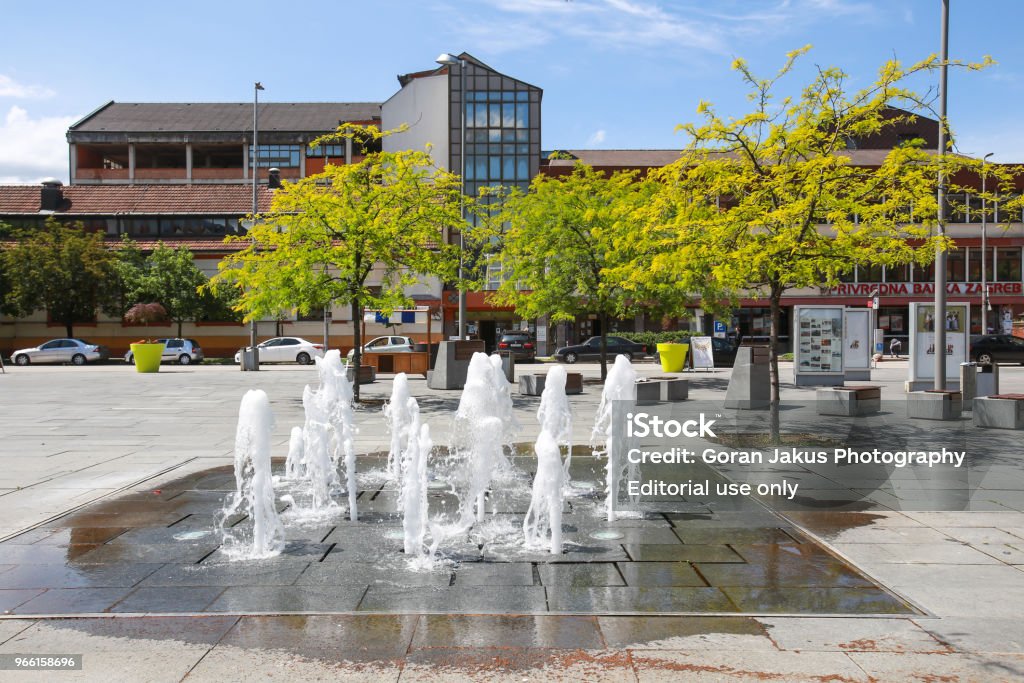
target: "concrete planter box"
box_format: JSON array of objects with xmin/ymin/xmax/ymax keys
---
[
  {"xmin": 907, "ymin": 390, "xmax": 962, "ymax": 421},
  {"xmin": 636, "ymin": 376, "xmax": 689, "ymax": 405},
  {"xmin": 519, "ymin": 372, "xmax": 583, "ymax": 396},
  {"xmin": 972, "ymin": 395, "xmax": 1024, "ymax": 430},
  {"xmin": 345, "ymin": 364, "xmax": 376, "ymax": 385},
  {"xmin": 725, "ymin": 346, "xmax": 770, "ymax": 410},
  {"xmin": 427, "ymin": 340, "xmax": 485, "ymax": 390},
  {"xmin": 816, "ymin": 386, "xmax": 882, "ymax": 416}
]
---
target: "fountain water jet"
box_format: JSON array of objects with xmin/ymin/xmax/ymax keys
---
[
  {"xmin": 537, "ymin": 364, "xmax": 573, "ymax": 480},
  {"xmin": 316, "ymin": 351, "xmax": 359, "ymax": 520},
  {"xmin": 591, "ymin": 354, "xmax": 637, "ymax": 522},
  {"xmin": 400, "ymin": 396, "xmax": 432, "ymax": 561},
  {"xmin": 217, "ymin": 389, "xmax": 285, "ymax": 560},
  {"xmin": 384, "ymin": 372, "xmax": 413, "ymax": 484},
  {"xmin": 523, "ymin": 430, "xmax": 565, "ymax": 554},
  {"xmin": 284, "ymin": 426, "xmax": 305, "ymax": 481}
]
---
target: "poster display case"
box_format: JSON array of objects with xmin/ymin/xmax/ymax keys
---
[
  {"xmin": 793, "ymin": 305, "xmax": 845, "ymax": 386},
  {"xmin": 907, "ymin": 302, "xmax": 969, "ymax": 390}
]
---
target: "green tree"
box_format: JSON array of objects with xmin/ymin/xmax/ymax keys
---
[
  {"xmin": 212, "ymin": 125, "xmax": 464, "ymax": 399},
  {"xmin": 639, "ymin": 47, "xmax": 991, "ymax": 430},
  {"xmin": 105, "ymin": 236, "xmax": 146, "ymax": 319},
  {"xmin": 136, "ymin": 243, "xmax": 224, "ymax": 338},
  {"xmin": 3, "ymin": 220, "xmax": 115, "ymax": 338},
  {"xmin": 489, "ymin": 163, "xmax": 662, "ymax": 380}
]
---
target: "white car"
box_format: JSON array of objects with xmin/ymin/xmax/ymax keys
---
[
  {"xmin": 234, "ymin": 337, "xmax": 325, "ymax": 365},
  {"xmin": 11, "ymin": 338, "xmax": 111, "ymax": 366},
  {"xmin": 346, "ymin": 335, "xmax": 414, "ymax": 360}
]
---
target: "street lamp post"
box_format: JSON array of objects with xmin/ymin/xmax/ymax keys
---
[
  {"xmin": 981, "ymin": 152, "xmax": 994, "ymax": 334},
  {"xmin": 934, "ymin": 0, "xmax": 949, "ymax": 390},
  {"xmin": 436, "ymin": 53, "xmax": 468, "ymax": 340},
  {"xmin": 249, "ymin": 81, "xmax": 265, "ymax": 370}
]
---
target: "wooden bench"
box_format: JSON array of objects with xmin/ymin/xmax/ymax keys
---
[{"xmin": 817, "ymin": 385, "xmax": 882, "ymax": 416}]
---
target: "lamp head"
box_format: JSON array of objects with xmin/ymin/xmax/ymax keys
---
[{"xmin": 435, "ymin": 53, "xmax": 460, "ymax": 66}]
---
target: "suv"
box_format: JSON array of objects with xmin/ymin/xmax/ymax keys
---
[
  {"xmin": 125, "ymin": 338, "xmax": 204, "ymax": 365},
  {"xmin": 497, "ymin": 332, "xmax": 536, "ymax": 362}
]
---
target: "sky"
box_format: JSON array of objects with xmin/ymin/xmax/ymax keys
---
[{"xmin": 1, "ymin": 0, "xmax": 1023, "ymax": 183}]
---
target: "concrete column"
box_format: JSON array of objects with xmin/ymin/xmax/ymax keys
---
[
  {"xmin": 345, "ymin": 137, "xmax": 353, "ymax": 164},
  {"xmin": 299, "ymin": 145, "xmax": 306, "ymax": 177},
  {"xmin": 185, "ymin": 143, "xmax": 193, "ymax": 182},
  {"xmin": 69, "ymin": 143, "xmax": 77, "ymax": 185},
  {"xmin": 128, "ymin": 143, "xmax": 136, "ymax": 182},
  {"xmin": 242, "ymin": 142, "xmax": 249, "ymax": 180}
]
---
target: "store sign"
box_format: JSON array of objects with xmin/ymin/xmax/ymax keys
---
[
  {"xmin": 690, "ymin": 336, "xmax": 715, "ymax": 369},
  {"xmin": 832, "ymin": 282, "xmax": 1022, "ymax": 296},
  {"xmin": 843, "ymin": 309, "xmax": 871, "ymax": 370}
]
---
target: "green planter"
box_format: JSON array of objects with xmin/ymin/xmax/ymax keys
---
[
  {"xmin": 656, "ymin": 342, "xmax": 689, "ymax": 373},
  {"xmin": 130, "ymin": 343, "xmax": 165, "ymax": 373}
]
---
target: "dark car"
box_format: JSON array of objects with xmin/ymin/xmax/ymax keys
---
[
  {"xmin": 653, "ymin": 337, "xmax": 737, "ymax": 368},
  {"xmin": 554, "ymin": 336, "xmax": 647, "ymax": 364},
  {"xmin": 970, "ymin": 334, "xmax": 1024, "ymax": 365},
  {"xmin": 497, "ymin": 332, "xmax": 536, "ymax": 362}
]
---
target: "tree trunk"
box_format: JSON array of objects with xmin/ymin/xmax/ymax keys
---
[
  {"xmin": 599, "ymin": 311, "xmax": 609, "ymax": 381},
  {"xmin": 351, "ymin": 299, "xmax": 362, "ymax": 402},
  {"xmin": 64, "ymin": 321, "xmax": 74, "ymax": 338},
  {"xmin": 177, "ymin": 320, "xmax": 183, "ymax": 338},
  {"xmin": 768, "ymin": 284, "xmax": 783, "ymax": 443}
]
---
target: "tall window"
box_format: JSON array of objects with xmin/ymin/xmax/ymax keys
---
[
  {"xmin": 464, "ymin": 90, "xmax": 532, "ymax": 190},
  {"xmin": 996, "ymin": 247, "xmax": 1022, "ymax": 282}
]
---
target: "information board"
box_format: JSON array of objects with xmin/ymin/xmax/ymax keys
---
[
  {"xmin": 689, "ymin": 336, "xmax": 715, "ymax": 369},
  {"xmin": 794, "ymin": 306, "xmax": 845, "ymax": 377},
  {"xmin": 843, "ymin": 309, "xmax": 871, "ymax": 371},
  {"xmin": 908, "ymin": 302, "xmax": 969, "ymax": 383}
]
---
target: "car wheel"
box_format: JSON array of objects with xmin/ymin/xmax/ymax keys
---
[
  {"xmin": 14, "ymin": 354, "xmax": 29, "ymax": 366},
  {"xmin": 126, "ymin": 354, "xmax": 135, "ymax": 365},
  {"xmin": 296, "ymin": 352, "xmax": 311, "ymax": 365},
  {"xmin": 71, "ymin": 354, "xmax": 86, "ymax": 366},
  {"xmin": 564, "ymin": 352, "xmax": 578, "ymax": 364},
  {"xmin": 178, "ymin": 354, "xmax": 192, "ymax": 365},
  {"xmin": 977, "ymin": 352, "xmax": 994, "ymax": 365}
]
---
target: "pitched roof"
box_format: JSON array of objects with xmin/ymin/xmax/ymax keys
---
[
  {"xmin": 545, "ymin": 148, "xmax": 942, "ymax": 170},
  {"xmin": 0, "ymin": 184, "xmax": 274, "ymax": 215},
  {"xmin": 70, "ymin": 102, "xmax": 382, "ymax": 134}
]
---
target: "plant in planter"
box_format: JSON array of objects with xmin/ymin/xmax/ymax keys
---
[{"xmin": 125, "ymin": 303, "xmax": 167, "ymax": 372}]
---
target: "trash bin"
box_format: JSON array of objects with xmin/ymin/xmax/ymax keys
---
[
  {"xmin": 240, "ymin": 348, "xmax": 256, "ymax": 371},
  {"xmin": 978, "ymin": 362, "xmax": 999, "ymax": 398},
  {"xmin": 656, "ymin": 343, "xmax": 689, "ymax": 373},
  {"xmin": 500, "ymin": 352, "xmax": 515, "ymax": 382}
]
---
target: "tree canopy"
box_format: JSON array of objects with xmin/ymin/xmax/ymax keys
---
[{"xmin": 212, "ymin": 125, "xmax": 465, "ymax": 398}]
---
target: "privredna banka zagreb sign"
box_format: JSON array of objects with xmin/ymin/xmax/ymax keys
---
[{"xmin": 831, "ymin": 282, "xmax": 1023, "ymax": 296}]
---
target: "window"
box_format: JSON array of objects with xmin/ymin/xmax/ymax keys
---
[
  {"xmin": 306, "ymin": 144, "xmax": 344, "ymax": 158},
  {"xmin": 968, "ymin": 247, "xmax": 994, "ymax": 282},
  {"xmin": 279, "ymin": 338, "xmax": 299, "ymax": 346},
  {"xmin": 947, "ymin": 250, "xmax": 966, "ymax": 282},
  {"xmin": 996, "ymin": 247, "xmax": 1022, "ymax": 282},
  {"xmin": 249, "ymin": 145, "xmax": 301, "ymax": 168}
]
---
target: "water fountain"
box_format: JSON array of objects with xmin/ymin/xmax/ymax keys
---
[
  {"xmin": 284, "ymin": 425, "xmax": 305, "ymax": 480},
  {"xmin": 400, "ymin": 396, "xmax": 431, "ymax": 562},
  {"xmin": 217, "ymin": 389, "xmax": 285, "ymax": 559},
  {"xmin": 384, "ymin": 372, "xmax": 413, "ymax": 484},
  {"xmin": 591, "ymin": 354, "xmax": 637, "ymax": 522},
  {"xmin": 316, "ymin": 351, "xmax": 359, "ymax": 521},
  {"xmin": 523, "ymin": 431, "xmax": 565, "ymax": 554},
  {"xmin": 537, "ymin": 364, "xmax": 573, "ymax": 478}
]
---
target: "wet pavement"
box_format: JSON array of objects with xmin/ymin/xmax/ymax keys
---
[{"xmin": 0, "ymin": 451, "xmax": 915, "ymax": 617}]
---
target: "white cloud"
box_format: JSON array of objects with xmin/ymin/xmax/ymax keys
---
[
  {"xmin": 586, "ymin": 129, "xmax": 607, "ymax": 145},
  {"xmin": 0, "ymin": 74, "xmax": 55, "ymax": 99},
  {"xmin": 0, "ymin": 106, "xmax": 77, "ymax": 183}
]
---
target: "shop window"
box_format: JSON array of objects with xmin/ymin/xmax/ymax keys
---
[
  {"xmin": 946, "ymin": 250, "xmax": 966, "ymax": 282},
  {"xmin": 996, "ymin": 247, "xmax": 1022, "ymax": 282},
  {"xmin": 912, "ymin": 261, "xmax": 934, "ymax": 283},
  {"xmin": 886, "ymin": 264, "xmax": 909, "ymax": 282},
  {"xmin": 968, "ymin": 247, "xmax": 994, "ymax": 282}
]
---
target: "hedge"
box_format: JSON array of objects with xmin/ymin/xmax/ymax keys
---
[{"xmin": 615, "ymin": 331, "xmax": 697, "ymax": 350}]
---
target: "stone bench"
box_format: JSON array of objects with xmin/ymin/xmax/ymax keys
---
[
  {"xmin": 972, "ymin": 394, "xmax": 1024, "ymax": 430},
  {"xmin": 816, "ymin": 386, "xmax": 882, "ymax": 416},
  {"xmin": 635, "ymin": 376, "xmax": 689, "ymax": 405},
  {"xmin": 907, "ymin": 390, "xmax": 963, "ymax": 421},
  {"xmin": 519, "ymin": 372, "xmax": 583, "ymax": 396}
]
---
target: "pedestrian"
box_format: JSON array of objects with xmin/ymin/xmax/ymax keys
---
[{"xmin": 889, "ymin": 338, "xmax": 902, "ymax": 359}]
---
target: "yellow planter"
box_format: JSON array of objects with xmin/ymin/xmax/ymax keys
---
[
  {"xmin": 130, "ymin": 343, "xmax": 165, "ymax": 373},
  {"xmin": 656, "ymin": 342, "xmax": 689, "ymax": 373}
]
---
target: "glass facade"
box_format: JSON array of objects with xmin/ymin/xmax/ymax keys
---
[{"xmin": 249, "ymin": 145, "xmax": 301, "ymax": 168}]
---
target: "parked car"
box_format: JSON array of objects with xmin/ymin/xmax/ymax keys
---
[
  {"xmin": 346, "ymin": 335, "xmax": 414, "ymax": 360},
  {"xmin": 554, "ymin": 336, "xmax": 647, "ymax": 364},
  {"xmin": 124, "ymin": 338, "xmax": 204, "ymax": 365},
  {"xmin": 970, "ymin": 334, "xmax": 1024, "ymax": 365},
  {"xmin": 497, "ymin": 332, "xmax": 536, "ymax": 362},
  {"xmin": 11, "ymin": 338, "xmax": 110, "ymax": 366},
  {"xmin": 683, "ymin": 336, "xmax": 738, "ymax": 368},
  {"xmin": 234, "ymin": 337, "xmax": 325, "ymax": 365}
]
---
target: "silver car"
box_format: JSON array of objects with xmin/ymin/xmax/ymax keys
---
[
  {"xmin": 124, "ymin": 338, "xmax": 205, "ymax": 365},
  {"xmin": 346, "ymin": 335, "xmax": 414, "ymax": 360},
  {"xmin": 11, "ymin": 338, "xmax": 111, "ymax": 366}
]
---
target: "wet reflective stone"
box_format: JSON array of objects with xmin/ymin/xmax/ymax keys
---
[
  {"xmin": 598, "ymin": 615, "xmax": 769, "ymax": 649},
  {"xmin": 0, "ymin": 588, "xmax": 45, "ymax": 612},
  {"xmin": 537, "ymin": 563, "xmax": 625, "ymax": 587},
  {"xmin": 0, "ymin": 563, "xmax": 162, "ymax": 589},
  {"xmin": 73, "ymin": 543, "xmax": 218, "ymax": 565},
  {"xmin": 295, "ymin": 562, "xmax": 452, "ymax": 588},
  {"xmin": 358, "ymin": 586, "xmax": 546, "ymax": 613},
  {"xmin": 15, "ymin": 587, "xmax": 130, "ymax": 614},
  {"xmin": 696, "ymin": 561, "xmax": 874, "ymax": 588},
  {"xmin": 616, "ymin": 562, "xmax": 707, "ymax": 587},
  {"xmin": 412, "ymin": 614, "xmax": 603, "ymax": 649},
  {"xmin": 673, "ymin": 527, "xmax": 803, "ymax": 545},
  {"xmin": 721, "ymin": 586, "xmax": 914, "ymax": 614},
  {"xmin": 206, "ymin": 585, "xmax": 366, "ymax": 613},
  {"xmin": 141, "ymin": 562, "xmax": 308, "ymax": 588},
  {"xmin": 547, "ymin": 587, "xmax": 737, "ymax": 613},
  {"xmin": 111, "ymin": 586, "xmax": 225, "ymax": 613},
  {"xmin": 454, "ymin": 563, "xmax": 534, "ymax": 586},
  {"xmin": 623, "ymin": 544, "xmax": 743, "ymax": 563}
]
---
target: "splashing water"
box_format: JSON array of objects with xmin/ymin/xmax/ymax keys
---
[
  {"xmin": 316, "ymin": 350, "xmax": 359, "ymax": 521},
  {"xmin": 523, "ymin": 430, "xmax": 565, "ymax": 554},
  {"xmin": 401, "ymin": 396, "xmax": 431, "ymax": 561},
  {"xmin": 384, "ymin": 372, "xmax": 414, "ymax": 484},
  {"xmin": 537, "ymin": 364, "xmax": 573, "ymax": 482},
  {"xmin": 591, "ymin": 355, "xmax": 637, "ymax": 522},
  {"xmin": 284, "ymin": 426, "xmax": 305, "ymax": 481},
  {"xmin": 217, "ymin": 389, "xmax": 285, "ymax": 560}
]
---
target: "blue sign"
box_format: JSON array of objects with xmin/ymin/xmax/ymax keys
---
[{"xmin": 713, "ymin": 321, "xmax": 727, "ymax": 333}]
